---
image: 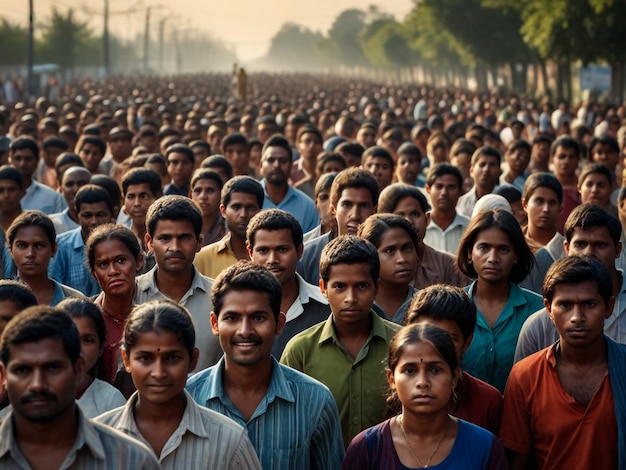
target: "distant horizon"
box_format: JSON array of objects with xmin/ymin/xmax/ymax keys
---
[{"xmin": 2, "ymin": 0, "xmax": 414, "ymax": 62}]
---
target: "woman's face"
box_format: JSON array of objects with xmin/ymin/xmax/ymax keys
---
[
  {"xmin": 72, "ymin": 316, "xmax": 102, "ymax": 372},
  {"xmin": 377, "ymin": 228, "xmax": 418, "ymax": 286},
  {"xmin": 387, "ymin": 340, "xmax": 458, "ymax": 416},
  {"xmin": 93, "ymin": 239, "xmax": 142, "ymax": 297},
  {"xmin": 469, "ymin": 227, "xmax": 517, "ymax": 283}
]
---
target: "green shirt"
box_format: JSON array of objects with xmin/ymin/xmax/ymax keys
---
[{"xmin": 280, "ymin": 311, "xmax": 401, "ymax": 448}]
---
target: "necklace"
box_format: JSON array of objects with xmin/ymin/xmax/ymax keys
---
[{"xmin": 398, "ymin": 414, "xmax": 451, "ymax": 468}]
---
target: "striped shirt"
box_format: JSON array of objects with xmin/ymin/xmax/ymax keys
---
[
  {"xmin": 96, "ymin": 390, "xmax": 261, "ymax": 469},
  {"xmin": 186, "ymin": 357, "xmax": 345, "ymax": 470},
  {"xmin": 0, "ymin": 405, "xmax": 160, "ymax": 469}
]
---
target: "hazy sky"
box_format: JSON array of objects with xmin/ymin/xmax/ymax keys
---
[{"xmin": 3, "ymin": 0, "xmax": 414, "ymax": 61}]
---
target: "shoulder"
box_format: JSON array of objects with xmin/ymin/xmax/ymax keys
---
[
  {"xmin": 510, "ymin": 348, "xmax": 550, "ymax": 380},
  {"xmin": 186, "ymin": 364, "xmax": 220, "ymax": 395},
  {"xmin": 457, "ymin": 418, "xmax": 496, "ymax": 441},
  {"xmin": 93, "ymin": 405, "xmax": 125, "ymax": 426},
  {"xmin": 462, "ymin": 372, "xmax": 503, "ymax": 401},
  {"xmin": 88, "ymin": 418, "xmax": 157, "ymax": 464}
]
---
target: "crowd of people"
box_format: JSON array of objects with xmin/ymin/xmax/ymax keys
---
[{"xmin": 0, "ymin": 71, "xmax": 624, "ymax": 469}]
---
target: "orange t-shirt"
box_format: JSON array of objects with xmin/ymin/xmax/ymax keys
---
[{"xmin": 500, "ymin": 344, "xmax": 618, "ymax": 469}]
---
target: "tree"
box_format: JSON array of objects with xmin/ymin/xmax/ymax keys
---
[
  {"xmin": 265, "ymin": 23, "xmax": 324, "ymax": 70},
  {"xmin": 327, "ymin": 9, "xmax": 368, "ymax": 67},
  {"xmin": 0, "ymin": 19, "xmax": 29, "ymax": 65}
]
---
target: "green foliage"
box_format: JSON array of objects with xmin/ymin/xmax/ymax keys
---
[
  {"xmin": 363, "ymin": 21, "xmax": 417, "ymax": 68},
  {"xmin": 0, "ymin": 19, "xmax": 29, "ymax": 65},
  {"xmin": 266, "ymin": 23, "xmax": 324, "ymax": 68}
]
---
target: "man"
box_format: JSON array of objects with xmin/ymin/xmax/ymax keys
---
[
  {"xmin": 164, "ymin": 143, "xmax": 194, "ymax": 196},
  {"xmin": 9, "ymin": 136, "xmax": 66, "ymax": 214},
  {"xmin": 50, "ymin": 166, "xmax": 91, "ymax": 235},
  {"xmin": 0, "ymin": 165, "xmax": 25, "ymax": 233},
  {"xmin": 501, "ymin": 256, "xmax": 626, "ymax": 469},
  {"xmin": 77, "ymin": 135, "xmax": 107, "ymax": 176},
  {"xmin": 424, "ymin": 163, "xmax": 469, "ymax": 255},
  {"xmin": 515, "ymin": 204, "xmax": 626, "ymax": 361},
  {"xmin": 356, "ymin": 122, "xmax": 377, "ymax": 149},
  {"xmin": 0, "ymin": 306, "xmax": 160, "ymax": 468},
  {"xmin": 552, "ymin": 136, "xmax": 582, "ymax": 233},
  {"xmin": 51, "ymin": 184, "xmax": 114, "ymax": 296},
  {"xmin": 35, "ymin": 136, "xmax": 68, "ymax": 189},
  {"xmin": 501, "ymin": 139, "xmax": 531, "ymax": 191},
  {"xmin": 190, "ymin": 169, "xmax": 226, "ymax": 247},
  {"xmin": 281, "ymin": 236, "xmax": 400, "ymax": 448},
  {"xmin": 186, "ymin": 261, "xmax": 344, "ymax": 469},
  {"xmin": 194, "ymin": 176, "xmax": 263, "ymax": 279},
  {"xmin": 362, "ymin": 146, "xmax": 395, "ymax": 193},
  {"xmin": 297, "ymin": 167, "xmax": 378, "ymax": 285},
  {"xmin": 135, "ymin": 195, "xmax": 220, "ymax": 371},
  {"xmin": 100, "ymin": 127, "xmax": 134, "ymax": 176},
  {"xmin": 528, "ymin": 135, "xmax": 552, "ymax": 174},
  {"xmin": 247, "ymin": 209, "xmax": 330, "ymax": 357},
  {"xmin": 260, "ymin": 135, "xmax": 318, "ymax": 234},
  {"xmin": 222, "ymin": 133, "xmax": 251, "ymax": 177},
  {"xmin": 456, "ymin": 146, "xmax": 502, "ymax": 219},
  {"xmin": 292, "ymin": 125, "xmax": 323, "ymax": 185}
]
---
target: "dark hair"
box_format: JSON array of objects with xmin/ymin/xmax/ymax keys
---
[
  {"xmin": 121, "ymin": 168, "xmax": 162, "ymax": 196},
  {"xmin": 596, "ymin": 135, "xmax": 620, "ymax": 154},
  {"xmin": 0, "ymin": 280, "xmax": 37, "ymax": 311},
  {"xmin": 7, "ymin": 210, "xmax": 56, "ymax": 249},
  {"xmin": 85, "ymin": 224, "xmax": 142, "ymax": 276},
  {"xmin": 363, "ymin": 146, "xmax": 395, "ymax": 167},
  {"xmin": 90, "ymin": 175, "xmax": 121, "ymax": 212},
  {"xmin": 493, "ymin": 184, "xmax": 522, "ymax": 204},
  {"xmin": 578, "ymin": 163, "xmax": 614, "ymax": 190},
  {"xmin": 212, "ymin": 261, "xmax": 282, "ymax": 321},
  {"xmin": 551, "ymin": 136, "xmax": 580, "ymax": 157},
  {"xmin": 146, "ymin": 195, "xmax": 202, "ymax": 238},
  {"xmin": 543, "ymin": 256, "xmax": 613, "ymax": 305},
  {"xmin": 405, "ymin": 285, "xmax": 476, "ymax": 339},
  {"xmin": 189, "ymin": 140, "xmax": 210, "ymax": 153},
  {"xmin": 165, "ymin": 143, "xmax": 194, "ymax": 164},
  {"xmin": 532, "ymin": 135, "xmax": 553, "ymax": 146},
  {"xmin": 297, "ymin": 125, "xmax": 323, "ymax": 144},
  {"xmin": 0, "ymin": 165, "xmax": 24, "ymax": 190},
  {"xmin": 247, "ymin": 209, "xmax": 303, "ymax": 249},
  {"xmin": 357, "ymin": 213, "xmax": 418, "ymax": 252},
  {"xmin": 316, "ymin": 152, "xmax": 346, "ymax": 175},
  {"xmin": 471, "ymin": 146, "xmax": 501, "ymax": 166},
  {"xmin": 221, "ymin": 175, "xmax": 264, "ymax": 208},
  {"xmin": 564, "ymin": 204, "xmax": 621, "ymax": 245},
  {"xmin": 385, "ymin": 323, "xmax": 458, "ymax": 414},
  {"xmin": 146, "ymin": 153, "xmax": 167, "ymax": 168},
  {"xmin": 201, "ymin": 155, "xmax": 234, "ymax": 180},
  {"xmin": 55, "ymin": 152, "xmax": 84, "ymax": 174},
  {"xmin": 379, "ymin": 183, "xmax": 430, "ymax": 214},
  {"xmin": 57, "ymin": 297, "xmax": 106, "ymax": 378},
  {"xmin": 319, "ymin": 235, "xmax": 379, "ymax": 285},
  {"xmin": 314, "ymin": 172, "xmax": 337, "ymax": 198},
  {"xmin": 75, "ymin": 184, "xmax": 114, "ymax": 215},
  {"xmin": 78, "ymin": 136, "xmax": 106, "ymax": 156},
  {"xmin": 330, "ymin": 167, "xmax": 379, "ymax": 208},
  {"xmin": 397, "ymin": 142, "xmax": 421, "ymax": 159},
  {"xmin": 426, "ymin": 163, "xmax": 463, "ymax": 189},
  {"xmin": 42, "ymin": 136, "xmax": 69, "ymax": 152},
  {"xmin": 0, "ymin": 306, "xmax": 81, "ymax": 365},
  {"xmin": 262, "ymin": 134, "xmax": 293, "ymax": 161},
  {"xmin": 9, "ymin": 136, "xmax": 39, "ymax": 157},
  {"xmin": 123, "ymin": 300, "xmax": 196, "ymax": 360},
  {"xmin": 222, "ymin": 133, "xmax": 249, "ymax": 151},
  {"xmin": 190, "ymin": 168, "xmax": 224, "ymax": 191},
  {"xmin": 336, "ymin": 142, "xmax": 365, "ymax": 160},
  {"xmin": 506, "ymin": 139, "xmax": 531, "ymax": 155},
  {"xmin": 456, "ymin": 209, "xmax": 534, "ymax": 283},
  {"xmin": 522, "ymin": 172, "xmax": 563, "ymax": 204}
]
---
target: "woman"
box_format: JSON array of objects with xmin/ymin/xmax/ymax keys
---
[
  {"xmin": 456, "ymin": 209, "xmax": 543, "ymax": 392},
  {"xmin": 343, "ymin": 324, "xmax": 507, "ymax": 469},
  {"xmin": 86, "ymin": 223, "xmax": 143, "ymax": 396}
]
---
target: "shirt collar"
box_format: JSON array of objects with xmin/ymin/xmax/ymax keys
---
[
  {"xmin": 137, "ymin": 266, "xmax": 208, "ymax": 297},
  {"xmin": 295, "ymin": 273, "xmax": 327, "ymax": 305},
  {"xmin": 318, "ymin": 310, "xmax": 387, "ymax": 345}
]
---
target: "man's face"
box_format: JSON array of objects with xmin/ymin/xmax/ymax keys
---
[
  {"xmin": 220, "ymin": 192, "xmax": 261, "ymax": 240},
  {"xmin": 332, "ymin": 187, "xmax": 376, "ymax": 236},
  {"xmin": 0, "ymin": 179, "xmax": 24, "ymax": 213},
  {"xmin": 522, "ymin": 187, "xmax": 561, "ymax": 230},
  {"xmin": 257, "ymin": 124, "xmax": 275, "ymax": 144},
  {"xmin": 248, "ymin": 228, "xmax": 303, "ymax": 285},
  {"xmin": 593, "ymin": 144, "xmax": 620, "ymax": 171},
  {"xmin": 190, "ymin": 178, "xmax": 221, "ymax": 218},
  {"xmin": 363, "ymin": 156, "xmax": 393, "ymax": 191},
  {"xmin": 506, "ymin": 148, "xmax": 530, "ymax": 175},
  {"xmin": 426, "ymin": 174, "xmax": 461, "ymax": 213},
  {"xmin": 315, "ymin": 188, "xmax": 334, "ymax": 230},
  {"xmin": 357, "ymin": 127, "xmax": 377, "ymax": 149},
  {"xmin": 565, "ymin": 226, "xmax": 621, "ymax": 271},
  {"xmin": 532, "ymin": 142, "xmax": 550, "ymax": 166},
  {"xmin": 2, "ymin": 337, "xmax": 83, "ymax": 423},
  {"xmin": 210, "ymin": 289, "xmax": 285, "ymax": 367},
  {"xmin": 546, "ymin": 281, "xmax": 614, "ymax": 349},
  {"xmin": 124, "ymin": 183, "xmax": 157, "ymax": 225},
  {"xmin": 552, "ymin": 146, "xmax": 579, "ymax": 180},
  {"xmin": 78, "ymin": 143, "xmax": 104, "ymax": 174},
  {"xmin": 261, "ymin": 146, "xmax": 291, "ymax": 187},
  {"xmin": 224, "ymin": 144, "xmax": 250, "ymax": 176},
  {"xmin": 207, "ymin": 129, "xmax": 224, "ymax": 153},
  {"xmin": 579, "ymin": 173, "xmax": 612, "ymax": 207},
  {"xmin": 0, "ymin": 300, "xmax": 22, "ymax": 335},
  {"xmin": 297, "ymin": 132, "xmax": 322, "ymax": 161},
  {"xmin": 146, "ymin": 220, "xmax": 202, "ymax": 274},
  {"xmin": 60, "ymin": 171, "xmax": 90, "ymax": 208},
  {"xmin": 396, "ymin": 154, "xmax": 421, "ymax": 185},
  {"xmin": 77, "ymin": 201, "xmax": 113, "ymax": 240},
  {"xmin": 109, "ymin": 137, "xmax": 133, "ymax": 162},
  {"xmin": 42, "ymin": 147, "xmax": 64, "ymax": 168},
  {"xmin": 9, "ymin": 149, "xmax": 38, "ymax": 180},
  {"xmin": 470, "ymin": 156, "xmax": 501, "ymax": 190},
  {"xmin": 10, "ymin": 226, "xmax": 56, "ymax": 278},
  {"xmin": 167, "ymin": 152, "xmax": 194, "ymax": 188}
]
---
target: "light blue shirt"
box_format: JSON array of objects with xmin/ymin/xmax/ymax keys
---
[
  {"xmin": 260, "ymin": 180, "xmax": 319, "ymax": 233},
  {"xmin": 21, "ymin": 179, "xmax": 67, "ymax": 214},
  {"xmin": 186, "ymin": 357, "xmax": 345, "ymax": 470},
  {"xmin": 50, "ymin": 228, "xmax": 101, "ymax": 297},
  {"xmin": 463, "ymin": 281, "xmax": 544, "ymax": 392}
]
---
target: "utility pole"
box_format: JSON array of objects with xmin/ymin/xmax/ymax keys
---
[
  {"xmin": 143, "ymin": 7, "xmax": 151, "ymax": 72},
  {"xmin": 103, "ymin": 0, "xmax": 110, "ymax": 76},
  {"xmin": 27, "ymin": 0, "xmax": 34, "ymax": 100},
  {"xmin": 159, "ymin": 18, "xmax": 166, "ymax": 74}
]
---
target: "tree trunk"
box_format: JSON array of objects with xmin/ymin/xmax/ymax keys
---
[
  {"xmin": 556, "ymin": 62, "xmax": 565, "ymax": 100},
  {"xmin": 540, "ymin": 60, "xmax": 549, "ymax": 96}
]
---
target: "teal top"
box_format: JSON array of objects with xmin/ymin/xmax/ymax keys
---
[{"xmin": 463, "ymin": 281, "xmax": 544, "ymax": 392}]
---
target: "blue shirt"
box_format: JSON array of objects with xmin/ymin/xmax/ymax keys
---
[
  {"xmin": 21, "ymin": 179, "xmax": 67, "ymax": 214},
  {"xmin": 50, "ymin": 228, "xmax": 101, "ymax": 297},
  {"xmin": 463, "ymin": 281, "xmax": 544, "ymax": 392},
  {"xmin": 186, "ymin": 357, "xmax": 344, "ymax": 470},
  {"xmin": 260, "ymin": 180, "xmax": 319, "ymax": 233}
]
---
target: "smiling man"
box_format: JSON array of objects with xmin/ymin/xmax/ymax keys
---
[
  {"xmin": 501, "ymin": 256, "xmax": 626, "ymax": 469},
  {"xmin": 0, "ymin": 306, "xmax": 159, "ymax": 469},
  {"xmin": 186, "ymin": 261, "xmax": 344, "ymax": 469},
  {"xmin": 135, "ymin": 195, "xmax": 220, "ymax": 372}
]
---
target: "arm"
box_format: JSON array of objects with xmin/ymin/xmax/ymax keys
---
[
  {"xmin": 279, "ymin": 339, "xmax": 304, "ymax": 372},
  {"xmin": 310, "ymin": 391, "xmax": 345, "ymax": 470}
]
